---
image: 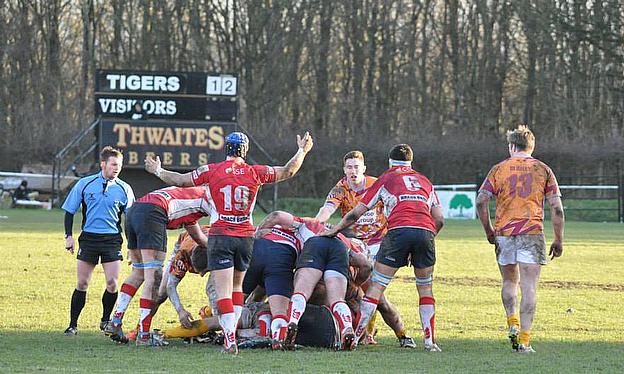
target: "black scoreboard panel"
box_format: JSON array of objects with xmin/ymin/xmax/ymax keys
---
[
  {"xmin": 99, "ymin": 119, "xmax": 236, "ymax": 169},
  {"xmin": 95, "ymin": 95, "xmax": 237, "ymax": 121},
  {"xmin": 95, "ymin": 69, "xmax": 238, "ymax": 122}
]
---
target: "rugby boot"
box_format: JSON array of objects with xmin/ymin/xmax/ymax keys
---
[
  {"xmin": 283, "ymin": 323, "xmax": 299, "ymax": 350},
  {"xmin": 341, "ymin": 327, "xmax": 357, "ymax": 351},
  {"xmin": 136, "ymin": 331, "xmax": 169, "ymax": 347},
  {"xmin": 424, "ymin": 342, "xmax": 442, "ymax": 352},
  {"xmin": 220, "ymin": 343, "xmax": 239, "ymax": 355},
  {"xmin": 99, "ymin": 320, "xmax": 110, "ymax": 332},
  {"xmin": 517, "ymin": 344, "xmax": 536, "ymax": 353},
  {"xmin": 398, "ymin": 335, "xmax": 417, "ymax": 348},
  {"xmin": 63, "ymin": 326, "xmax": 77, "ymax": 336},
  {"xmin": 271, "ymin": 339, "xmax": 284, "ymax": 351},
  {"xmin": 104, "ymin": 322, "xmax": 128, "ymax": 343},
  {"xmin": 508, "ymin": 325, "xmax": 520, "ymax": 351}
]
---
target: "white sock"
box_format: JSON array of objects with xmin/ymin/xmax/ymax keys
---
[
  {"xmin": 288, "ymin": 293, "xmax": 307, "ymax": 325},
  {"xmin": 355, "ymin": 296, "xmax": 379, "ymax": 339},
  {"xmin": 331, "ymin": 301, "xmax": 353, "ymax": 334},
  {"xmin": 270, "ymin": 316, "xmax": 288, "ymax": 341},
  {"xmin": 219, "ymin": 312, "xmax": 238, "ymax": 347},
  {"xmin": 419, "ymin": 297, "xmax": 436, "ymax": 345},
  {"xmin": 234, "ymin": 305, "xmax": 243, "ymax": 324},
  {"xmin": 257, "ymin": 311, "xmax": 272, "ymax": 337}
]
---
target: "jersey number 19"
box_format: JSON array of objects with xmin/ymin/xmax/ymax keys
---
[{"xmin": 219, "ymin": 185, "xmax": 250, "ymax": 211}]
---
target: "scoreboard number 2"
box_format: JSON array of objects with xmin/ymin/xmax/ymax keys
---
[{"xmin": 206, "ymin": 76, "xmax": 237, "ymax": 96}]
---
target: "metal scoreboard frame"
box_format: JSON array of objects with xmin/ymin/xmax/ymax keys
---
[{"xmin": 95, "ymin": 69, "xmax": 239, "ymax": 170}]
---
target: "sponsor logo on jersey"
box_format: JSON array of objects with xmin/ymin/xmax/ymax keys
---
[
  {"xmin": 219, "ymin": 214, "xmax": 250, "ymax": 223},
  {"xmin": 270, "ymin": 228, "xmax": 297, "ymax": 243},
  {"xmin": 399, "ymin": 194, "xmax": 427, "ymax": 202}
]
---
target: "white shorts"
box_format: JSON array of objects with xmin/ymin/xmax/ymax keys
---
[{"xmin": 495, "ymin": 234, "xmax": 547, "ymax": 266}]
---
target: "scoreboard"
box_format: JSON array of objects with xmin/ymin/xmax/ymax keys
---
[{"xmin": 95, "ymin": 69, "xmax": 238, "ymax": 169}]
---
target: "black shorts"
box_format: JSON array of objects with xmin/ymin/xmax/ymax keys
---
[
  {"xmin": 296, "ymin": 237, "xmax": 349, "ymax": 278},
  {"xmin": 207, "ymin": 235, "xmax": 254, "ymax": 271},
  {"xmin": 296, "ymin": 304, "xmax": 337, "ymax": 348},
  {"xmin": 77, "ymin": 232, "xmax": 123, "ymax": 265},
  {"xmin": 125, "ymin": 203, "xmax": 168, "ymax": 252},
  {"xmin": 243, "ymin": 239, "xmax": 296, "ymax": 297},
  {"xmin": 376, "ymin": 228, "xmax": 436, "ymax": 269}
]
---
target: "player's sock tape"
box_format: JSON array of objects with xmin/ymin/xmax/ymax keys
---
[
  {"xmin": 371, "ymin": 270, "xmax": 393, "ymax": 287},
  {"xmin": 132, "ymin": 261, "xmax": 164, "ymax": 269},
  {"xmin": 416, "ymin": 275, "xmax": 433, "ymax": 286}
]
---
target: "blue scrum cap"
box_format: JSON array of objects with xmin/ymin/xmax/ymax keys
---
[{"xmin": 224, "ymin": 132, "xmax": 250, "ymax": 158}]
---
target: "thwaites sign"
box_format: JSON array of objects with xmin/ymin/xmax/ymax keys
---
[
  {"xmin": 100, "ymin": 120, "xmax": 236, "ymax": 170},
  {"xmin": 95, "ymin": 69, "xmax": 238, "ymax": 121}
]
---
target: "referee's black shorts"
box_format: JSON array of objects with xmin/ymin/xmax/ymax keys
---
[{"xmin": 77, "ymin": 232, "xmax": 123, "ymax": 264}]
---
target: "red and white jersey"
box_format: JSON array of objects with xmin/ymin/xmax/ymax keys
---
[
  {"xmin": 191, "ymin": 159, "xmax": 276, "ymax": 237},
  {"xmin": 360, "ymin": 166, "xmax": 440, "ymax": 234},
  {"xmin": 136, "ymin": 186, "xmax": 211, "ymax": 229},
  {"xmin": 263, "ymin": 225, "xmax": 301, "ymax": 253},
  {"xmin": 291, "ymin": 216, "xmax": 354, "ymax": 251}
]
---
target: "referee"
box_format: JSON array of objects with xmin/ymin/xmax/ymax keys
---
[{"xmin": 62, "ymin": 146, "xmax": 135, "ymax": 336}]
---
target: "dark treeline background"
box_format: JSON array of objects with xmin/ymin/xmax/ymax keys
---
[{"xmin": 1, "ymin": 0, "xmax": 623, "ymax": 197}]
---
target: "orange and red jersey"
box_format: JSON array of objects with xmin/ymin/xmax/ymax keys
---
[
  {"xmin": 136, "ymin": 186, "xmax": 211, "ymax": 229},
  {"xmin": 191, "ymin": 159, "xmax": 276, "ymax": 237},
  {"xmin": 169, "ymin": 226, "xmax": 209, "ymax": 279},
  {"xmin": 360, "ymin": 166, "xmax": 440, "ymax": 234},
  {"xmin": 479, "ymin": 156, "xmax": 561, "ymax": 236},
  {"xmin": 324, "ymin": 176, "xmax": 387, "ymax": 244}
]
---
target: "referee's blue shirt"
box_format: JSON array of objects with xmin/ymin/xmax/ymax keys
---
[{"xmin": 62, "ymin": 172, "xmax": 135, "ymax": 234}]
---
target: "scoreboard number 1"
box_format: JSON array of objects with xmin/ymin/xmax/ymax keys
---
[{"xmin": 206, "ymin": 76, "xmax": 237, "ymax": 96}]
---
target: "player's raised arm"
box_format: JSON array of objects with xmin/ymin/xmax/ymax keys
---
[
  {"xmin": 320, "ymin": 202, "xmax": 368, "ymax": 237},
  {"xmin": 145, "ymin": 155, "xmax": 194, "ymax": 186},
  {"xmin": 272, "ymin": 132, "xmax": 314, "ymax": 182}
]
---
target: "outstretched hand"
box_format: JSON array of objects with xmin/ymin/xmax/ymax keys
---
[
  {"xmin": 145, "ymin": 155, "xmax": 162, "ymax": 175},
  {"xmin": 297, "ymin": 132, "xmax": 314, "ymax": 153}
]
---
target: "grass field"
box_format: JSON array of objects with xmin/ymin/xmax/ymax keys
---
[{"xmin": 0, "ymin": 208, "xmax": 623, "ymax": 373}]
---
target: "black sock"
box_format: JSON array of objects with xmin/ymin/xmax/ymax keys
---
[
  {"xmin": 69, "ymin": 289, "xmax": 87, "ymax": 328},
  {"xmin": 102, "ymin": 290, "xmax": 118, "ymax": 322}
]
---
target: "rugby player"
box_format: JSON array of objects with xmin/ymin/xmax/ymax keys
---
[
  {"xmin": 145, "ymin": 131, "xmax": 313, "ymax": 354},
  {"xmin": 316, "ymin": 150, "xmax": 386, "ymax": 259},
  {"xmin": 316, "ymin": 150, "xmax": 415, "ymax": 348},
  {"xmin": 255, "ymin": 211, "xmax": 364, "ymax": 351},
  {"xmin": 476, "ymin": 125, "xmax": 564, "ymax": 353},
  {"xmin": 242, "ymin": 222, "xmax": 301, "ymax": 349},
  {"xmin": 115, "ymin": 227, "xmax": 211, "ymax": 343},
  {"xmin": 321, "ymin": 144, "xmax": 445, "ymax": 352},
  {"xmin": 104, "ymin": 186, "xmax": 211, "ymax": 346},
  {"xmin": 62, "ymin": 146, "xmax": 135, "ymax": 336}
]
